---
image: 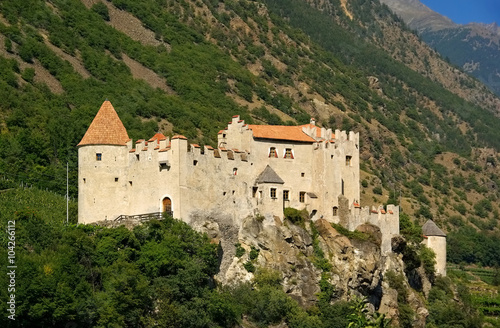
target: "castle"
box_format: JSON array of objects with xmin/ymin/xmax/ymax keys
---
[{"xmin": 78, "ymin": 100, "xmax": 402, "ymax": 253}]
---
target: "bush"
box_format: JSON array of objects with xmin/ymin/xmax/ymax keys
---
[
  {"xmin": 249, "ymin": 246, "xmax": 260, "ymax": 260},
  {"xmin": 420, "ymin": 245, "xmax": 436, "ymax": 278},
  {"xmin": 284, "ymin": 207, "xmax": 308, "ymax": 226},
  {"xmin": 235, "ymin": 243, "xmax": 245, "ymax": 257},
  {"xmin": 91, "ymin": 2, "xmax": 110, "ymax": 21},
  {"xmin": 243, "ymin": 260, "xmax": 256, "ymax": 272}
]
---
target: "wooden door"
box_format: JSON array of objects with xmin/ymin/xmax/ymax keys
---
[{"xmin": 162, "ymin": 197, "xmax": 172, "ymax": 214}]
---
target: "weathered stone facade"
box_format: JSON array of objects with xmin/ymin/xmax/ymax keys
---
[{"xmin": 78, "ymin": 101, "xmax": 400, "ymax": 254}]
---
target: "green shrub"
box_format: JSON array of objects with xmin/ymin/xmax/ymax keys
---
[
  {"xmin": 243, "ymin": 260, "xmax": 256, "ymax": 272},
  {"xmin": 235, "ymin": 243, "xmax": 245, "ymax": 257},
  {"xmin": 284, "ymin": 207, "xmax": 308, "ymax": 226},
  {"xmin": 420, "ymin": 245, "xmax": 436, "ymax": 278},
  {"xmin": 249, "ymin": 246, "xmax": 260, "ymax": 260}
]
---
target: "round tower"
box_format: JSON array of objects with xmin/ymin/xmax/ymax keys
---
[
  {"xmin": 77, "ymin": 100, "xmax": 131, "ymax": 224},
  {"xmin": 422, "ymin": 220, "xmax": 447, "ymax": 276}
]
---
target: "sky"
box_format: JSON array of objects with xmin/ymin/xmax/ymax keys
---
[{"xmin": 419, "ymin": 0, "xmax": 500, "ymax": 25}]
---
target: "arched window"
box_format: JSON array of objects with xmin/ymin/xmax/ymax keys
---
[{"xmin": 284, "ymin": 148, "xmax": 294, "ymax": 159}]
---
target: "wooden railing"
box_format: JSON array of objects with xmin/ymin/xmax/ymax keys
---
[{"xmin": 114, "ymin": 211, "xmax": 172, "ymax": 222}]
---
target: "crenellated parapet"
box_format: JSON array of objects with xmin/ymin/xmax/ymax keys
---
[{"xmin": 79, "ymin": 100, "xmax": 399, "ymax": 256}]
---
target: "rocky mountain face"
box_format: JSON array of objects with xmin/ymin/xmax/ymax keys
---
[
  {"xmin": 379, "ymin": 0, "xmax": 456, "ymax": 32},
  {"xmin": 195, "ymin": 215, "xmax": 430, "ymax": 327},
  {"xmin": 380, "ymin": 0, "xmax": 500, "ymax": 95}
]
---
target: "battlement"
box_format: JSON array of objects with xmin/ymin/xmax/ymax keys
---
[
  {"xmin": 78, "ymin": 101, "xmax": 397, "ymax": 256},
  {"xmin": 347, "ymin": 203, "xmax": 399, "ymax": 254}
]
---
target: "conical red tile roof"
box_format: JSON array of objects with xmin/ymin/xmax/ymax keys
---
[{"xmin": 78, "ymin": 100, "xmax": 130, "ymax": 146}]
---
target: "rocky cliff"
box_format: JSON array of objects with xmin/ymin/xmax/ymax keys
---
[{"xmin": 195, "ymin": 214, "xmax": 430, "ymax": 327}]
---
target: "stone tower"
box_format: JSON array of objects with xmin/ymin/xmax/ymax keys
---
[
  {"xmin": 77, "ymin": 100, "xmax": 132, "ymax": 223},
  {"xmin": 422, "ymin": 220, "xmax": 447, "ymax": 276}
]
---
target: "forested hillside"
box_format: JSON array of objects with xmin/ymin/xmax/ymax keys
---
[
  {"xmin": 0, "ymin": 188, "xmax": 481, "ymax": 327},
  {"xmin": 1, "ymin": 0, "xmax": 500, "ymax": 325}
]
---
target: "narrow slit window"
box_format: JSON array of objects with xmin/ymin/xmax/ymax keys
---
[{"xmin": 346, "ymin": 156, "xmax": 352, "ymax": 166}]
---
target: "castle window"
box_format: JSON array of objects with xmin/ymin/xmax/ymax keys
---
[
  {"xmin": 83, "ymin": 178, "xmax": 86, "ymax": 183},
  {"xmin": 341, "ymin": 179, "xmax": 345, "ymax": 195},
  {"xmin": 233, "ymin": 168, "xmax": 238, "ymax": 175},
  {"xmin": 96, "ymin": 153, "xmax": 102, "ymax": 161},
  {"xmin": 269, "ymin": 147, "xmax": 278, "ymax": 158},
  {"xmin": 193, "ymin": 160, "xmax": 198, "ymax": 166},
  {"xmin": 115, "ymin": 177, "xmax": 119, "ymax": 182},
  {"xmin": 136, "ymin": 154, "xmax": 139, "ymax": 161},
  {"xmin": 333, "ymin": 206, "xmax": 338, "ymax": 216},
  {"xmin": 283, "ymin": 190, "xmax": 289, "ymax": 201},
  {"xmin": 346, "ymin": 156, "xmax": 352, "ymax": 166},
  {"xmin": 301, "ymin": 172, "xmax": 305, "ymax": 177},
  {"xmin": 299, "ymin": 191, "xmax": 306, "ymax": 203},
  {"xmin": 129, "ymin": 181, "xmax": 132, "ymax": 186},
  {"xmin": 252, "ymin": 187, "xmax": 258, "ymax": 198},
  {"xmin": 284, "ymin": 148, "xmax": 294, "ymax": 159},
  {"xmin": 270, "ymin": 188, "xmax": 277, "ymax": 198}
]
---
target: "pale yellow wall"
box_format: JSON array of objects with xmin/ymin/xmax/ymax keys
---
[
  {"xmin": 78, "ymin": 145, "xmax": 129, "ymax": 223},
  {"xmin": 423, "ymin": 236, "xmax": 447, "ymax": 276},
  {"xmin": 78, "ymin": 114, "xmax": 399, "ymax": 257}
]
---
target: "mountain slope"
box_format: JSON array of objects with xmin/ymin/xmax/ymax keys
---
[
  {"xmin": 380, "ymin": 0, "xmax": 500, "ymax": 96},
  {"xmin": 0, "ymin": 0, "xmax": 499, "ymax": 269}
]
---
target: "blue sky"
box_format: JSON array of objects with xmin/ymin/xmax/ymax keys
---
[{"xmin": 420, "ymin": 0, "xmax": 500, "ymax": 25}]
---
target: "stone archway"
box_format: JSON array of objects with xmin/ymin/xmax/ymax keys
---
[{"xmin": 162, "ymin": 197, "xmax": 172, "ymax": 216}]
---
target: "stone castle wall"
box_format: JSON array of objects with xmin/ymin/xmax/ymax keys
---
[{"xmin": 79, "ymin": 114, "xmax": 401, "ymax": 255}]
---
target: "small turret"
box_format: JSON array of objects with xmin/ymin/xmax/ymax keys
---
[
  {"xmin": 422, "ymin": 220, "xmax": 447, "ymax": 276},
  {"xmin": 78, "ymin": 100, "xmax": 131, "ymax": 224}
]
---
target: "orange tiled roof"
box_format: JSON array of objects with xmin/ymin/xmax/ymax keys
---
[
  {"xmin": 172, "ymin": 135, "xmax": 187, "ymax": 140},
  {"xmin": 148, "ymin": 133, "xmax": 167, "ymax": 142},
  {"xmin": 247, "ymin": 125, "xmax": 316, "ymax": 143},
  {"xmin": 78, "ymin": 100, "xmax": 130, "ymax": 146}
]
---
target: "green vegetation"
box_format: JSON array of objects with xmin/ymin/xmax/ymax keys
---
[
  {"xmin": 385, "ymin": 271, "xmax": 414, "ymax": 327},
  {"xmin": 284, "ymin": 207, "xmax": 309, "ymax": 226},
  {"xmin": 0, "ymin": 187, "xmax": 394, "ymax": 327},
  {"xmin": 426, "ymin": 276, "xmax": 483, "ymax": 328},
  {"xmin": 235, "ymin": 242, "xmax": 245, "ymax": 258},
  {"xmin": 0, "ymin": 0, "xmax": 500, "ymax": 325},
  {"xmin": 331, "ymin": 222, "xmax": 372, "ymax": 242}
]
